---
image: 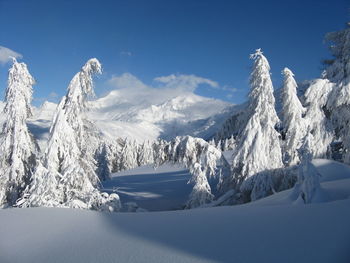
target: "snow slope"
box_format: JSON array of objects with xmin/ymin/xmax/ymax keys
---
[
  {"xmin": 251, "ymin": 159, "xmax": 350, "ymax": 207},
  {"xmin": 2, "ymin": 159, "xmax": 347, "ymax": 263}
]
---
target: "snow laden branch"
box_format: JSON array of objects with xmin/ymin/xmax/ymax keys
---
[
  {"xmin": 0, "ymin": 59, "xmax": 37, "ymax": 207},
  {"xmin": 21, "ymin": 59, "xmax": 121, "ymax": 212}
]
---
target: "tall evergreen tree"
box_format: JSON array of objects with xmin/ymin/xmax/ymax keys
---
[
  {"xmin": 22, "ymin": 58, "xmax": 121, "ymax": 211},
  {"xmin": 185, "ymin": 163, "xmax": 213, "ymax": 209},
  {"xmin": 137, "ymin": 140, "xmax": 154, "ymax": 166},
  {"xmin": 119, "ymin": 138, "xmax": 138, "ymax": 170},
  {"xmin": 303, "ymin": 79, "xmax": 334, "ymax": 159},
  {"xmin": 281, "ymin": 68, "xmax": 306, "ymax": 166},
  {"xmin": 290, "ymin": 138, "xmax": 322, "ymax": 204},
  {"xmin": 229, "ymin": 49, "xmax": 283, "ymax": 201},
  {"xmin": 325, "ymin": 23, "xmax": 350, "ymax": 163},
  {"xmin": 0, "ymin": 58, "xmax": 37, "ymax": 207}
]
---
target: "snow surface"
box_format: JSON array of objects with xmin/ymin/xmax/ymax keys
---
[
  {"xmin": 1, "ymin": 159, "xmax": 349, "ymax": 263},
  {"xmin": 102, "ymin": 164, "xmax": 192, "ymax": 211}
]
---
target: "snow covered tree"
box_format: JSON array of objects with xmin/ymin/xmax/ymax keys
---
[
  {"xmin": 240, "ymin": 171, "xmax": 275, "ymax": 201},
  {"xmin": 290, "ymin": 138, "xmax": 322, "ymax": 204},
  {"xmin": 22, "ymin": 58, "xmax": 121, "ymax": 211},
  {"xmin": 137, "ymin": 140, "xmax": 154, "ymax": 166},
  {"xmin": 223, "ymin": 139, "xmax": 228, "ymax": 151},
  {"xmin": 325, "ymin": 23, "xmax": 350, "ymax": 163},
  {"xmin": 228, "ymin": 49, "xmax": 283, "ymax": 201},
  {"xmin": 185, "ymin": 163, "xmax": 214, "ymax": 209},
  {"xmin": 95, "ymin": 142, "xmax": 112, "ymax": 181},
  {"xmin": 119, "ymin": 138, "xmax": 138, "ymax": 170},
  {"xmin": 324, "ymin": 22, "xmax": 350, "ymax": 84},
  {"xmin": 164, "ymin": 136, "xmax": 230, "ymax": 207},
  {"xmin": 216, "ymin": 140, "xmax": 222, "ymax": 151},
  {"xmin": 227, "ymin": 135, "xmax": 236, "ymax": 151},
  {"xmin": 153, "ymin": 139, "xmax": 168, "ymax": 168},
  {"xmin": 0, "ymin": 58, "xmax": 37, "ymax": 207},
  {"xmin": 280, "ymin": 68, "xmax": 307, "ymax": 166},
  {"xmin": 303, "ymin": 79, "xmax": 334, "ymax": 159},
  {"xmin": 208, "ymin": 138, "xmax": 215, "ymax": 146}
]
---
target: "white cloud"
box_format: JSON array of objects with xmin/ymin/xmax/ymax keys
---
[
  {"xmin": 108, "ymin": 73, "xmax": 147, "ymax": 90},
  {"xmin": 154, "ymin": 74, "xmax": 218, "ymax": 92},
  {"xmin": 0, "ymin": 46, "xmax": 22, "ymax": 65},
  {"xmin": 120, "ymin": 51, "xmax": 132, "ymax": 56},
  {"xmin": 220, "ymin": 85, "xmax": 238, "ymax": 93},
  {"xmin": 106, "ymin": 73, "xmax": 220, "ymax": 105}
]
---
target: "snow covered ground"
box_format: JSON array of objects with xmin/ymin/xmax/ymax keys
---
[
  {"xmin": 0, "ymin": 159, "xmax": 349, "ymax": 263},
  {"xmin": 102, "ymin": 164, "xmax": 192, "ymax": 211}
]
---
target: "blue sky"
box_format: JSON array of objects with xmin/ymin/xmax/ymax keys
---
[{"xmin": 0, "ymin": 0, "xmax": 349, "ymax": 106}]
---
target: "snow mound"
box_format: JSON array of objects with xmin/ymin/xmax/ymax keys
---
[{"xmin": 251, "ymin": 158, "xmax": 350, "ymax": 206}]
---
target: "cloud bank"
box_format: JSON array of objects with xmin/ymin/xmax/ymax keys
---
[
  {"xmin": 106, "ymin": 73, "xmax": 220, "ymax": 105},
  {"xmin": 154, "ymin": 74, "xmax": 218, "ymax": 92},
  {"xmin": 0, "ymin": 46, "xmax": 22, "ymax": 65}
]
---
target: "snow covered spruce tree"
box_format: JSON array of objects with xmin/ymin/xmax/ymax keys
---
[
  {"xmin": 22, "ymin": 59, "xmax": 121, "ymax": 211},
  {"xmin": 185, "ymin": 163, "xmax": 214, "ymax": 208},
  {"xmin": 137, "ymin": 140, "xmax": 154, "ymax": 166},
  {"xmin": 325, "ymin": 23, "xmax": 350, "ymax": 163},
  {"xmin": 280, "ymin": 68, "xmax": 306, "ymax": 166},
  {"xmin": 0, "ymin": 58, "xmax": 38, "ymax": 207},
  {"xmin": 228, "ymin": 49, "xmax": 283, "ymax": 202},
  {"xmin": 119, "ymin": 138, "xmax": 138, "ymax": 171},
  {"xmin": 303, "ymin": 79, "xmax": 334, "ymax": 159},
  {"xmin": 290, "ymin": 137, "xmax": 323, "ymax": 204},
  {"xmin": 95, "ymin": 142, "xmax": 112, "ymax": 181},
  {"xmin": 153, "ymin": 139, "xmax": 168, "ymax": 168},
  {"xmin": 163, "ymin": 135, "xmax": 230, "ymax": 208}
]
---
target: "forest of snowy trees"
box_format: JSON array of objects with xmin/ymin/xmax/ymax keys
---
[{"xmin": 0, "ymin": 23, "xmax": 349, "ymax": 211}]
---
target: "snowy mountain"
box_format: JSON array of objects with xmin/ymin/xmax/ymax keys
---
[
  {"xmin": 17, "ymin": 91, "xmax": 234, "ymax": 151},
  {"xmin": 90, "ymin": 90, "xmax": 234, "ymax": 142}
]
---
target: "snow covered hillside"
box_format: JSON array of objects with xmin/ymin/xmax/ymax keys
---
[
  {"xmin": 11, "ymin": 91, "xmax": 234, "ymax": 150},
  {"xmin": 1, "ymin": 159, "xmax": 349, "ymax": 263}
]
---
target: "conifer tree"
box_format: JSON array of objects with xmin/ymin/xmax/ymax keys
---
[
  {"xmin": 325, "ymin": 23, "xmax": 350, "ymax": 163},
  {"xmin": 0, "ymin": 58, "xmax": 37, "ymax": 207},
  {"xmin": 290, "ymin": 139, "xmax": 322, "ymax": 204},
  {"xmin": 229, "ymin": 49, "xmax": 283, "ymax": 200},
  {"xmin": 281, "ymin": 68, "xmax": 306, "ymax": 166},
  {"xmin": 22, "ymin": 58, "xmax": 121, "ymax": 211},
  {"xmin": 185, "ymin": 163, "xmax": 213, "ymax": 208},
  {"xmin": 303, "ymin": 79, "xmax": 333, "ymax": 159}
]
